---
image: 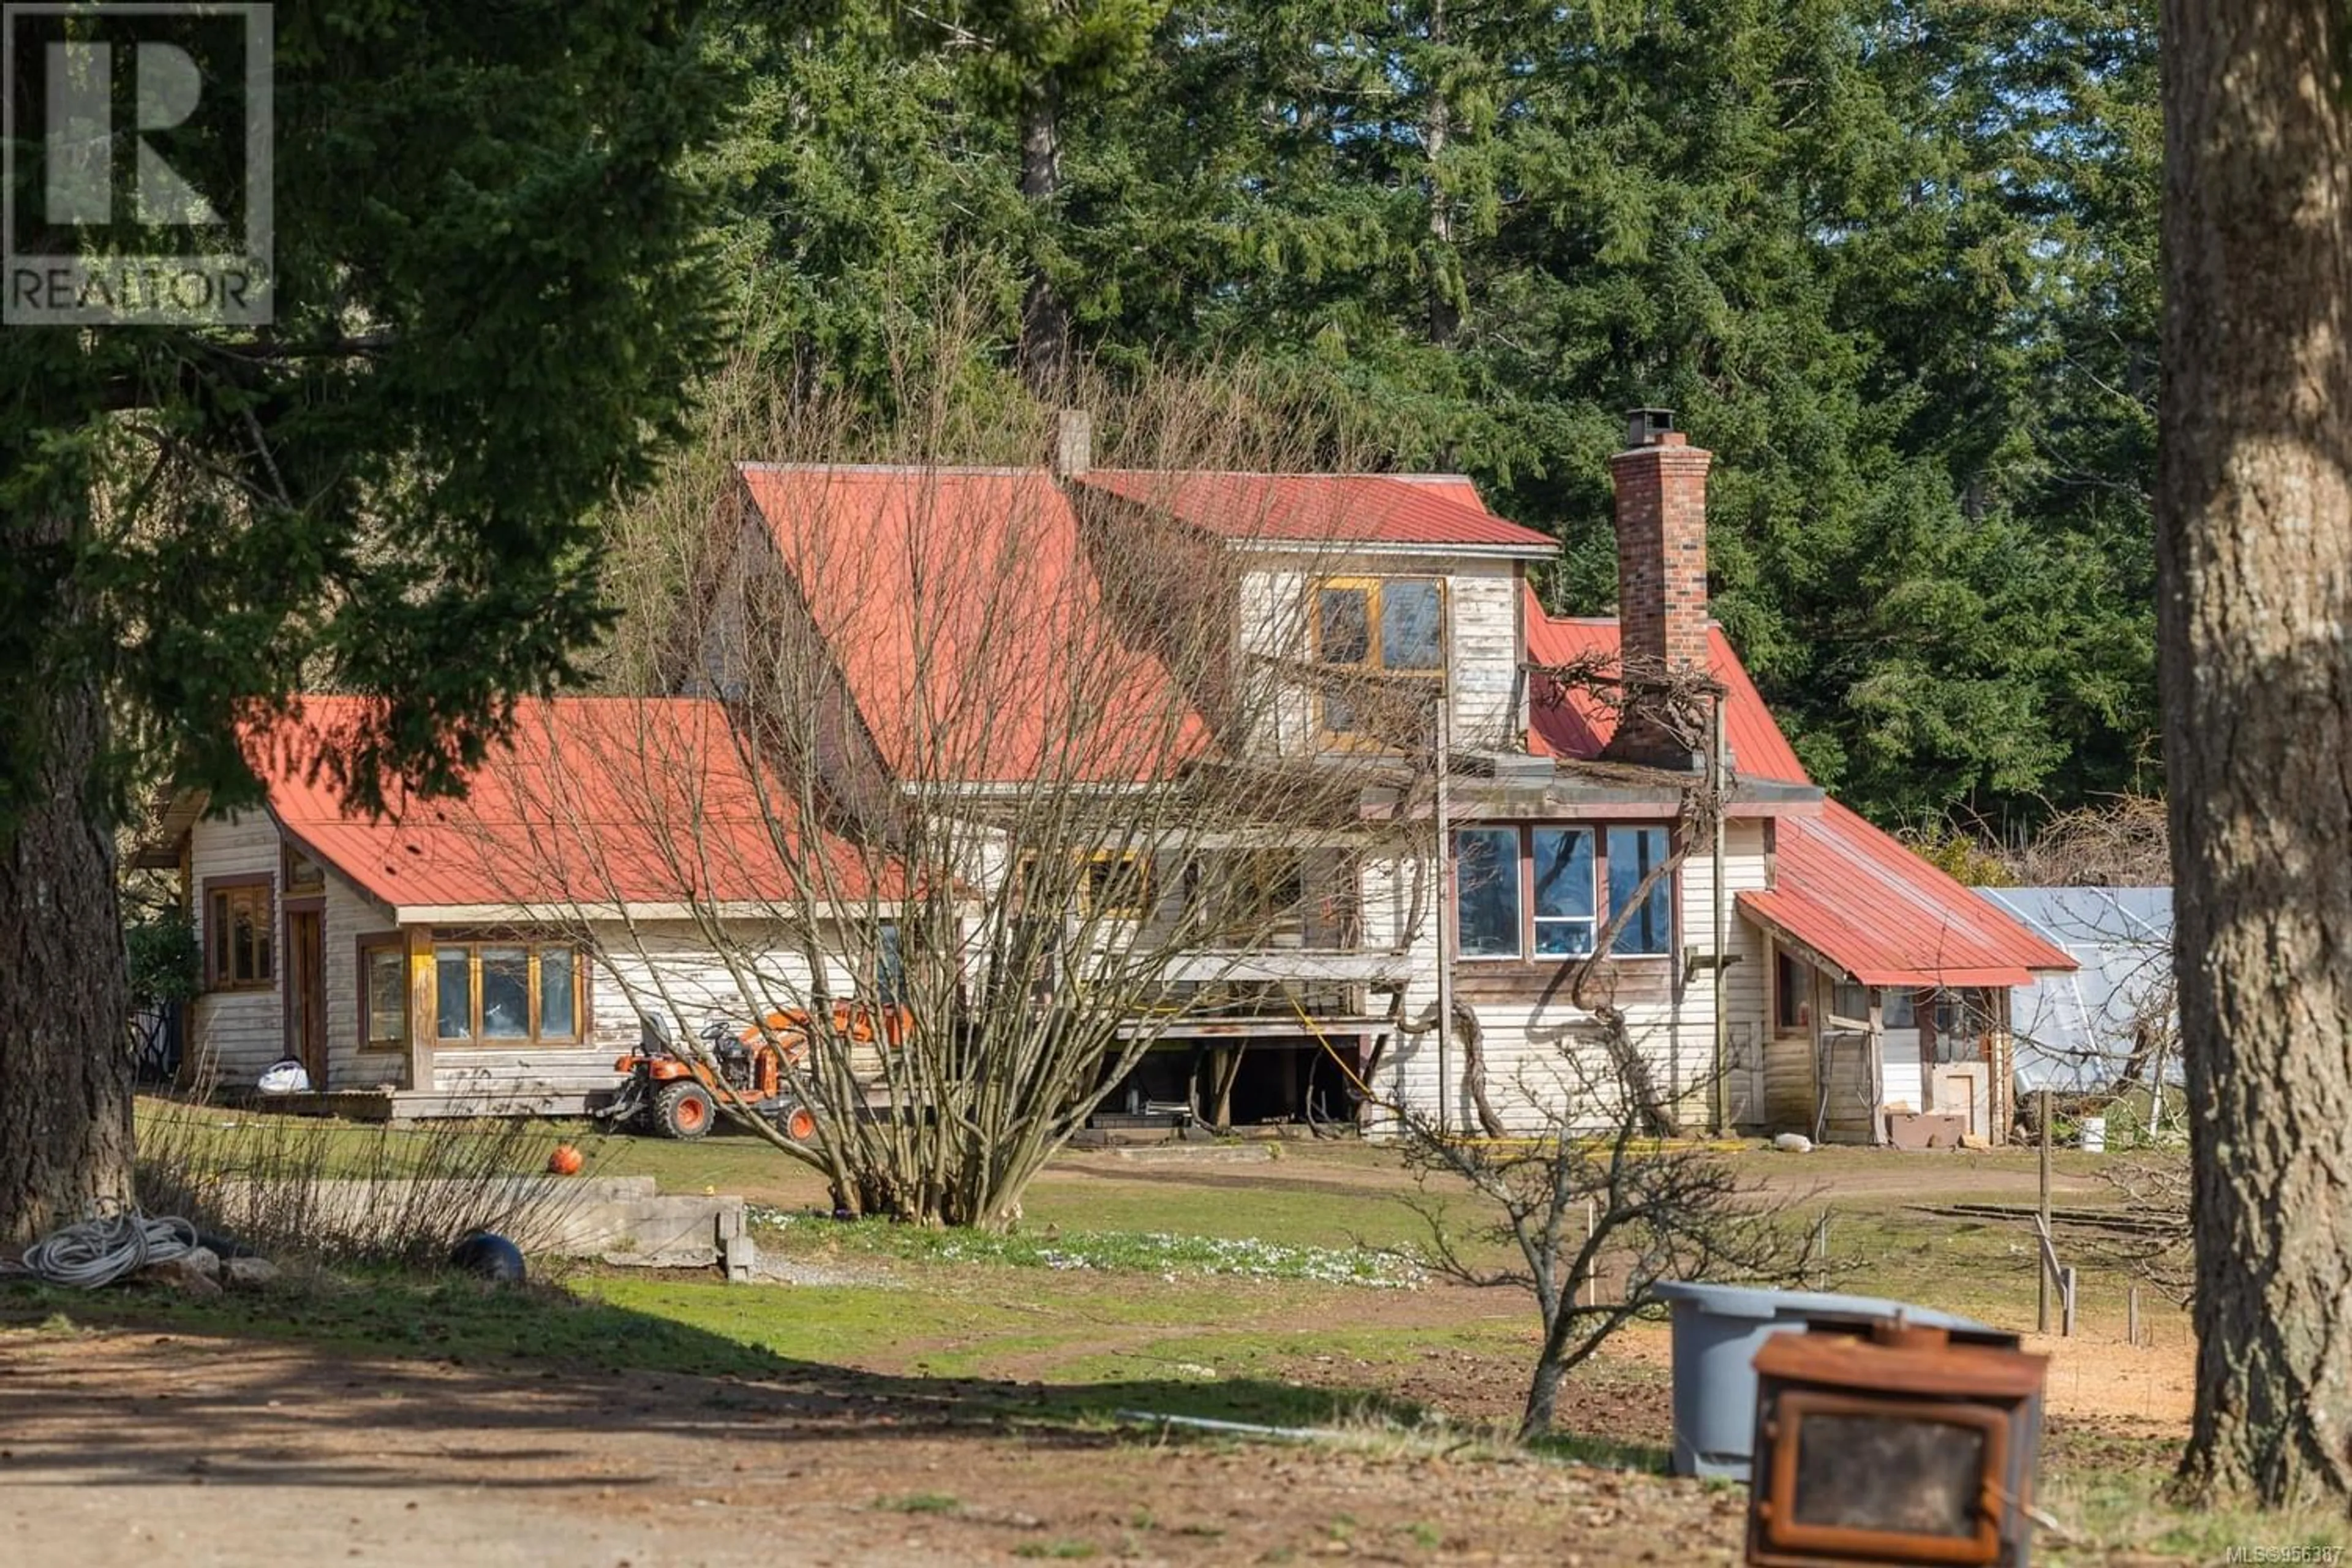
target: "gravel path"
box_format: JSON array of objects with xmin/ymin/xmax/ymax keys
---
[{"xmin": 0, "ymin": 1325, "xmax": 1741, "ymax": 1566}]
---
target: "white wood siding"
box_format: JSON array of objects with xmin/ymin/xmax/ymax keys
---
[
  {"xmin": 1235, "ymin": 554, "xmax": 1524, "ymax": 760},
  {"xmin": 325, "ymin": 871, "xmax": 401, "ymax": 1090},
  {"xmin": 1880, "ymin": 1027, "xmax": 1926, "ymax": 1112},
  {"xmin": 1445, "ymin": 562, "xmax": 1522, "ymax": 750},
  {"xmin": 1237, "ymin": 564, "xmax": 1310, "ymax": 753},
  {"xmin": 1370, "ymin": 821, "xmax": 1774, "ymax": 1136},
  {"xmin": 429, "ymin": 919, "xmax": 843, "ymax": 1096},
  {"xmin": 185, "ymin": 810, "xmax": 283, "ymax": 1090}
]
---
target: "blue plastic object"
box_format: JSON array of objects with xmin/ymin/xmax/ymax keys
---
[
  {"xmin": 1652, "ymin": 1281, "xmax": 1997, "ymax": 1479},
  {"xmin": 448, "ymin": 1231, "xmax": 527, "ymax": 1283}
]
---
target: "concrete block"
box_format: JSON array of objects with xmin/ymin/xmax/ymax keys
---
[{"xmin": 724, "ymin": 1232, "xmax": 756, "ymax": 1283}]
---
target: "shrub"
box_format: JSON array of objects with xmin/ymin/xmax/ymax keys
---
[{"xmin": 135, "ymin": 1099, "xmax": 591, "ymax": 1268}]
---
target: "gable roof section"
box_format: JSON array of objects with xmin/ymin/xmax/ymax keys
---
[
  {"xmin": 1739, "ymin": 801, "xmax": 2078, "ymax": 987},
  {"xmin": 1074, "ymin": 470, "xmax": 1558, "ymax": 557},
  {"xmin": 1519, "ymin": 588, "xmax": 2065, "ymax": 984},
  {"xmin": 1522, "ymin": 587, "xmax": 1810, "ymax": 785},
  {"xmin": 737, "ymin": 465, "xmax": 1212, "ymax": 785},
  {"xmin": 249, "ymin": 696, "xmax": 889, "ymax": 914}
]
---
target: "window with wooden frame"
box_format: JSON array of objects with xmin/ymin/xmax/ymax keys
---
[
  {"xmin": 1079, "ymin": 850, "xmax": 1155, "ymax": 919},
  {"xmin": 1312, "ymin": 577, "xmax": 1444, "ymax": 742},
  {"xmin": 1453, "ymin": 823, "xmax": 1675, "ymax": 962},
  {"xmin": 1776, "ymin": 953, "xmax": 1811, "ymax": 1030},
  {"xmin": 432, "ymin": 940, "xmax": 582, "ymax": 1046},
  {"xmin": 206, "ymin": 880, "xmax": 274, "ymax": 989},
  {"xmin": 1825, "ymin": 985, "xmax": 1920, "ymax": 1030},
  {"xmin": 1014, "ymin": 849, "xmax": 1155, "ymax": 921},
  {"xmin": 1186, "ymin": 848, "xmax": 1308, "ymax": 944},
  {"xmin": 360, "ymin": 940, "xmax": 409, "ymax": 1050},
  {"xmin": 1605, "ymin": 825, "xmax": 1673, "ymax": 957},
  {"xmin": 282, "ymin": 845, "xmax": 325, "ymax": 897}
]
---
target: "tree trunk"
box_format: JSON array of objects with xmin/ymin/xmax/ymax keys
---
[
  {"xmin": 2160, "ymin": 0, "xmax": 2352, "ymax": 1506},
  {"xmin": 0, "ymin": 528, "xmax": 135, "ymax": 1246},
  {"xmin": 1017, "ymin": 88, "xmax": 1069, "ymax": 394},
  {"xmin": 1518, "ymin": 1350, "xmax": 1564, "ymax": 1441},
  {"xmin": 1423, "ymin": 0, "xmax": 1461, "ymax": 349}
]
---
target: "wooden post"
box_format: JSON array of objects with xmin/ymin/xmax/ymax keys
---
[
  {"xmin": 2127, "ymin": 1283, "xmax": 2142, "ymax": 1347},
  {"xmin": 1866, "ymin": 987, "xmax": 1888, "ymax": 1145},
  {"xmin": 404, "ymin": 923, "xmax": 436, "ymax": 1094},
  {"xmin": 1918, "ymin": 987, "xmax": 1937, "ymax": 1115},
  {"xmin": 1432, "ymin": 622, "xmax": 1454, "ymax": 1139},
  {"xmin": 1710, "ymin": 693, "xmax": 1731, "ymax": 1134},
  {"xmin": 1813, "ymin": 1210, "xmax": 1831, "ymax": 1287},
  {"xmin": 2060, "ymin": 1266, "xmax": 2078, "ymax": 1338},
  {"xmin": 2037, "ymin": 1087, "xmax": 2053, "ymax": 1333},
  {"xmin": 1584, "ymin": 1196, "xmax": 1597, "ymax": 1307},
  {"xmin": 1992, "ymin": 989, "xmax": 2014, "ymax": 1145}
]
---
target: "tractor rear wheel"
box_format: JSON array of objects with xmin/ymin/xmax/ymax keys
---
[
  {"xmin": 771, "ymin": 1101, "xmax": 818, "ymax": 1144},
  {"xmin": 654, "ymin": 1081, "xmax": 716, "ymax": 1140}
]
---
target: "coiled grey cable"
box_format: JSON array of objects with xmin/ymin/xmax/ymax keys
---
[{"xmin": 0, "ymin": 1212, "xmax": 201, "ymax": 1287}]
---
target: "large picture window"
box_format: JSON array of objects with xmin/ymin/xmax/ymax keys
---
[
  {"xmin": 432, "ymin": 940, "xmax": 582, "ymax": 1046},
  {"xmin": 1313, "ymin": 577, "xmax": 1444, "ymax": 742},
  {"xmin": 206, "ymin": 881, "xmax": 274, "ymax": 989},
  {"xmin": 1455, "ymin": 823, "xmax": 1674, "ymax": 962}
]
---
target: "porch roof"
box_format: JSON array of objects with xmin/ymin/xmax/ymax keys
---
[
  {"xmin": 1737, "ymin": 800, "xmax": 2076, "ymax": 989},
  {"xmin": 246, "ymin": 696, "xmax": 896, "ymax": 916}
]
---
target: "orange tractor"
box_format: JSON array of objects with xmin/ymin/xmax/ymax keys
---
[{"xmin": 600, "ymin": 1004, "xmax": 901, "ymax": 1142}]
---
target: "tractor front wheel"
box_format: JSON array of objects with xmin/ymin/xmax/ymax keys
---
[
  {"xmin": 771, "ymin": 1101, "xmax": 819, "ymax": 1145},
  {"xmin": 654, "ymin": 1081, "xmax": 717, "ymax": 1140}
]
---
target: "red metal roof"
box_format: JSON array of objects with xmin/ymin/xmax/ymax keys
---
[
  {"xmin": 738, "ymin": 466, "xmax": 1213, "ymax": 785},
  {"xmin": 1074, "ymin": 470, "xmax": 1558, "ymax": 554},
  {"xmin": 1522, "ymin": 586, "xmax": 1810, "ymax": 785},
  {"xmin": 1738, "ymin": 800, "xmax": 2077, "ymax": 986},
  {"xmin": 249, "ymin": 696, "xmax": 892, "ymax": 911}
]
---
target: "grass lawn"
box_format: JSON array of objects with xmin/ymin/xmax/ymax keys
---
[{"xmin": 81, "ymin": 1101, "xmax": 2305, "ymax": 1562}]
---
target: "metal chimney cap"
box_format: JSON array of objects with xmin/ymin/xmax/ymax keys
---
[{"xmin": 1625, "ymin": 408, "xmax": 1676, "ymax": 448}]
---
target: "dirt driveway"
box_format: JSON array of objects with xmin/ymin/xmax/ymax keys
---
[{"xmin": 0, "ymin": 1325, "xmax": 1744, "ymax": 1567}]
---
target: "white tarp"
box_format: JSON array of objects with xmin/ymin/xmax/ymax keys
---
[{"xmin": 1972, "ymin": 886, "xmax": 2174, "ymax": 1093}]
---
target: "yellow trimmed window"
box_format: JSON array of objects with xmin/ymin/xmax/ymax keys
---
[{"xmin": 1313, "ymin": 577, "xmax": 1444, "ymax": 744}]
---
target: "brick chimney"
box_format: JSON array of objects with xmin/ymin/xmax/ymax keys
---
[{"xmin": 1602, "ymin": 408, "xmax": 1712, "ymax": 769}]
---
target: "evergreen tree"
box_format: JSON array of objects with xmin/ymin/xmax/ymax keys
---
[
  {"xmin": 0, "ymin": 0, "xmax": 738, "ymax": 1242},
  {"xmin": 727, "ymin": 0, "xmax": 2162, "ymax": 826}
]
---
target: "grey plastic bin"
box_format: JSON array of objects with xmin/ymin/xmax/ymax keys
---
[{"xmin": 1653, "ymin": 1281, "xmax": 1994, "ymax": 1479}]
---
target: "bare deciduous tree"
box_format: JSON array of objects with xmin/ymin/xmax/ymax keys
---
[
  {"xmin": 2090, "ymin": 1156, "xmax": 2195, "ymax": 1309},
  {"xmin": 1387, "ymin": 646, "xmax": 1810, "ymax": 1442},
  {"xmin": 1392, "ymin": 1067, "xmax": 1811, "ymax": 1442},
  {"xmin": 504, "ymin": 350, "xmax": 1420, "ymax": 1230}
]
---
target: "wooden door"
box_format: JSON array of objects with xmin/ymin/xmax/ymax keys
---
[{"xmin": 287, "ymin": 908, "xmax": 326, "ymax": 1089}]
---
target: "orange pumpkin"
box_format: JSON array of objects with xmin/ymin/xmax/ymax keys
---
[{"xmin": 546, "ymin": 1144, "xmax": 585, "ymax": 1177}]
